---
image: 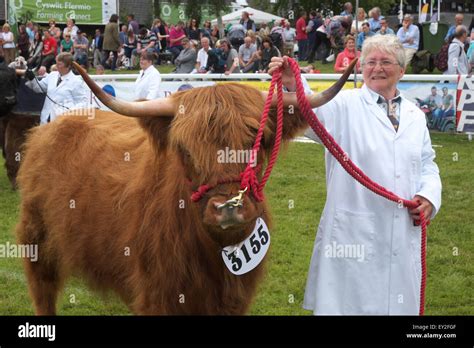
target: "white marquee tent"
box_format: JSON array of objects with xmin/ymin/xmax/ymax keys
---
[{"xmin": 211, "ymin": 7, "xmax": 284, "ymax": 26}]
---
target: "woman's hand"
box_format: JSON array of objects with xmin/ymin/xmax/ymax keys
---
[
  {"xmin": 409, "ymin": 195, "xmax": 433, "ymax": 224},
  {"xmin": 268, "ymin": 56, "xmax": 297, "ymax": 92}
]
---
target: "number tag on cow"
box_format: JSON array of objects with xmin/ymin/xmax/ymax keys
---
[{"xmin": 221, "ymin": 218, "xmax": 270, "ymax": 275}]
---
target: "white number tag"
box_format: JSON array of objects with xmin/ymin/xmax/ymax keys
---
[{"xmin": 221, "ymin": 218, "xmax": 271, "ymax": 275}]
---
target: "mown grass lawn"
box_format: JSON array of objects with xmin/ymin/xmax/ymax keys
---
[{"xmin": 0, "ymin": 132, "xmax": 472, "ymax": 315}]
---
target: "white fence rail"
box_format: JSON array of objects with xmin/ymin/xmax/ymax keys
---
[{"xmin": 87, "ymin": 73, "xmax": 460, "ymax": 83}]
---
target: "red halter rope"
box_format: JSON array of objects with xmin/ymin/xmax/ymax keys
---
[{"xmin": 191, "ymin": 58, "xmax": 427, "ymax": 315}]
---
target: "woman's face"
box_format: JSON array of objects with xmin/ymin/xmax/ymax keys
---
[
  {"xmin": 3, "ymin": 27, "xmax": 9, "ymax": 33},
  {"xmin": 263, "ymin": 41, "xmax": 270, "ymax": 49},
  {"xmin": 346, "ymin": 39, "xmax": 355, "ymax": 51}
]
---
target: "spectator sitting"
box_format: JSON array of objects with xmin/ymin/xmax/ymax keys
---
[
  {"xmin": 39, "ymin": 29, "xmax": 57, "ymax": 71},
  {"xmin": 123, "ymin": 30, "xmax": 137, "ymax": 70},
  {"xmin": 368, "ymin": 7, "xmax": 384, "ymax": 32},
  {"xmin": 396, "ymin": 14, "xmax": 419, "ymax": 66},
  {"xmin": 63, "ymin": 18, "xmax": 79, "ymax": 41},
  {"xmin": 95, "ymin": 64, "xmax": 105, "ymax": 75},
  {"xmin": 52, "ymin": 27, "xmax": 62, "ymax": 55},
  {"xmin": 228, "ymin": 23, "xmax": 246, "ymax": 51},
  {"xmin": 133, "ymin": 28, "xmax": 158, "ymax": 62},
  {"xmin": 123, "ymin": 30, "xmax": 137, "ymax": 69},
  {"xmin": 445, "ymin": 25, "xmax": 471, "ymax": 75},
  {"xmin": 60, "ymin": 33, "xmax": 74, "ymax": 53},
  {"xmin": 334, "ymin": 35, "xmax": 361, "ymax": 73},
  {"xmin": 27, "ymin": 30, "xmax": 43, "ymax": 69},
  {"xmin": 119, "ymin": 25, "xmax": 128, "ymax": 45},
  {"xmin": 220, "ymin": 38, "xmax": 240, "ymax": 75},
  {"xmin": 377, "ymin": 18, "xmax": 395, "ymax": 35},
  {"xmin": 196, "ymin": 37, "xmax": 211, "ymax": 73},
  {"xmin": 258, "ymin": 23, "xmax": 270, "ymax": 39},
  {"xmin": 445, "ymin": 14, "xmax": 464, "ymax": 42},
  {"xmin": 169, "ymin": 21, "xmax": 186, "ymax": 63},
  {"xmin": 247, "ymin": 30, "xmax": 262, "ymax": 50},
  {"xmin": 259, "ymin": 37, "xmax": 280, "ymax": 73},
  {"xmin": 357, "ymin": 22, "xmax": 374, "ymax": 50},
  {"xmin": 201, "ymin": 20, "xmax": 212, "ymax": 41},
  {"xmin": 351, "ymin": 7, "xmax": 368, "ymax": 34},
  {"xmin": 73, "ymin": 30, "xmax": 89, "ymax": 68},
  {"xmin": 270, "ymin": 20, "xmax": 285, "ymax": 53},
  {"xmin": 238, "ymin": 36, "xmax": 257, "ymax": 73},
  {"xmin": 134, "ymin": 51, "xmax": 162, "ymax": 100},
  {"xmin": 174, "ymin": 38, "xmax": 197, "ymax": 73},
  {"xmin": 186, "ymin": 19, "xmax": 201, "ymax": 41}
]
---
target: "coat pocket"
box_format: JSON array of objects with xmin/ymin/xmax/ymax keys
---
[
  {"xmin": 327, "ymin": 209, "xmax": 384, "ymax": 314},
  {"xmin": 328, "ymin": 208, "xmax": 376, "ymax": 263}
]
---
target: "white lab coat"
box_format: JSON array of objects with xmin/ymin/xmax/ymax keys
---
[
  {"xmin": 134, "ymin": 65, "xmax": 162, "ymax": 100},
  {"xmin": 26, "ymin": 70, "xmax": 89, "ymax": 124},
  {"xmin": 303, "ymin": 84, "xmax": 442, "ymax": 315}
]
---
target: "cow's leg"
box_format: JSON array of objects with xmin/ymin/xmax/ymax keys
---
[{"xmin": 16, "ymin": 216, "xmax": 64, "ymax": 315}]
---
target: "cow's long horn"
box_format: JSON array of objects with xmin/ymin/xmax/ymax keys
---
[
  {"xmin": 264, "ymin": 58, "xmax": 357, "ymax": 109},
  {"xmin": 72, "ymin": 62, "xmax": 174, "ymax": 117}
]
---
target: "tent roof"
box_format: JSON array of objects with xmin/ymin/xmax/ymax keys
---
[{"xmin": 211, "ymin": 7, "xmax": 284, "ymax": 25}]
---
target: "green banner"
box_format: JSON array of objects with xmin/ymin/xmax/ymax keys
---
[
  {"xmin": 13, "ymin": 0, "xmax": 117, "ymax": 24},
  {"xmin": 159, "ymin": 2, "xmax": 214, "ymax": 25}
]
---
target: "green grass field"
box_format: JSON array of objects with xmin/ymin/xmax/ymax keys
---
[{"xmin": 0, "ymin": 132, "xmax": 472, "ymax": 315}]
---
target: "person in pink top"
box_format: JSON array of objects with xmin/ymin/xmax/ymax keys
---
[
  {"xmin": 334, "ymin": 35, "xmax": 361, "ymax": 73},
  {"xmin": 168, "ymin": 21, "xmax": 187, "ymax": 63},
  {"xmin": 296, "ymin": 10, "xmax": 308, "ymax": 61}
]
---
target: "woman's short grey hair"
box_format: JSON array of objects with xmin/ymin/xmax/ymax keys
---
[{"xmin": 360, "ymin": 34, "xmax": 406, "ymax": 67}]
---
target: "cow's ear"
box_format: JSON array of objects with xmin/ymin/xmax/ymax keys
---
[{"xmin": 138, "ymin": 117, "xmax": 173, "ymax": 149}]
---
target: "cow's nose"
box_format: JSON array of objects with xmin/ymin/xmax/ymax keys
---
[{"xmin": 214, "ymin": 202, "xmax": 245, "ymax": 229}]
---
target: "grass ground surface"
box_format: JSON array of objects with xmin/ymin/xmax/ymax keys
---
[{"xmin": 0, "ymin": 132, "xmax": 472, "ymax": 315}]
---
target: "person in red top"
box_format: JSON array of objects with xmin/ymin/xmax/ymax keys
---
[
  {"xmin": 40, "ymin": 30, "xmax": 58, "ymax": 71},
  {"xmin": 168, "ymin": 21, "xmax": 187, "ymax": 63},
  {"xmin": 296, "ymin": 11, "xmax": 308, "ymax": 61},
  {"xmin": 334, "ymin": 35, "xmax": 361, "ymax": 73}
]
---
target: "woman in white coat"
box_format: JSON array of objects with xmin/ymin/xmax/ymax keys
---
[
  {"xmin": 25, "ymin": 52, "xmax": 89, "ymax": 124},
  {"xmin": 269, "ymin": 35, "xmax": 442, "ymax": 315}
]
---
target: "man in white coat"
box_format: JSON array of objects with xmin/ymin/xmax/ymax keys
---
[
  {"xmin": 25, "ymin": 52, "xmax": 89, "ymax": 124},
  {"xmin": 134, "ymin": 51, "xmax": 162, "ymax": 100},
  {"xmin": 268, "ymin": 35, "xmax": 442, "ymax": 315}
]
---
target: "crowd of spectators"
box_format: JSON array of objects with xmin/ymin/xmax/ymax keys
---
[{"xmin": 0, "ymin": 4, "xmax": 473, "ymax": 75}]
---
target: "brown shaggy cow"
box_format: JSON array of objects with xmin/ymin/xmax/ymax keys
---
[{"xmin": 16, "ymin": 62, "xmax": 353, "ymax": 315}]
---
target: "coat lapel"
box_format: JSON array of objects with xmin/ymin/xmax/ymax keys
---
[
  {"xmin": 395, "ymin": 97, "xmax": 417, "ymax": 139},
  {"xmin": 360, "ymin": 85, "xmax": 396, "ymax": 133}
]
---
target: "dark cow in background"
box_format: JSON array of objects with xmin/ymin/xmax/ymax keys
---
[
  {"xmin": 0, "ymin": 61, "xmax": 43, "ymax": 189},
  {"xmin": 16, "ymin": 62, "xmax": 354, "ymax": 315}
]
